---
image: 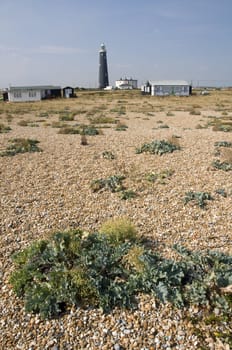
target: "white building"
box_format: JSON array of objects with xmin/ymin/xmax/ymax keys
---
[
  {"xmin": 141, "ymin": 80, "xmax": 191, "ymax": 96},
  {"xmin": 7, "ymin": 85, "xmax": 62, "ymax": 102},
  {"xmin": 115, "ymin": 77, "xmax": 137, "ymax": 90}
]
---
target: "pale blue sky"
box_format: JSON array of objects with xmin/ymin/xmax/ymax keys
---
[{"xmin": 0, "ymin": 0, "xmax": 232, "ymax": 88}]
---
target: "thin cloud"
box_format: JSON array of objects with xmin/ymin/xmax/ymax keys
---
[
  {"xmin": 0, "ymin": 45, "xmax": 86, "ymax": 56},
  {"xmin": 33, "ymin": 45, "xmax": 86, "ymax": 55}
]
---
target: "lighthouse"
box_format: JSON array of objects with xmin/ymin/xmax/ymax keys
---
[{"xmin": 98, "ymin": 43, "xmax": 109, "ymax": 89}]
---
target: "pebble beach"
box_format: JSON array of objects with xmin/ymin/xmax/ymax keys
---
[{"xmin": 0, "ymin": 90, "xmax": 231, "ymax": 349}]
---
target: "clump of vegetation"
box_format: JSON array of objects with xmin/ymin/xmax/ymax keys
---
[
  {"xmin": 59, "ymin": 113, "xmax": 75, "ymax": 121},
  {"xmin": 110, "ymin": 106, "xmax": 126, "ymax": 115},
  {"xmin": 102, "ymin": 151, "xmax": 116, "ymax": 160},
  {"xmin": 214, "ymin": 141, "xmax": 232, "ymax": 148},
  {"xmin": 17, "ymin": 120, "xmax": 39, "ymax": 127},
  {"xmin": 81, "ymin": 125, "xmax": 100, "ymax": 135},
  {"xmin": 184, "ymin": 191, "xmax": 213, "ymax": 208},
  {"xmin": 213, "ymin": 144, "xmax": 232, "ymax": 171},
  {"xmin": 212, "ymin": 160, "xmax": 232, "ymax": 172},
  {"xmin": 215, "ymin": 188, "xmax": 227, "ymax": 197},
  {"xmin": 58, "ymin": 125, "xmax": 100, "ymax": 136},
  {"xmin": 17, "ymin": 120, "xmax": 30, "ymax": 126},
  {"xmin": 158, "ymin": 124, "xmax": 169, "ymax": 129},
  {"xmin": 91, "ymin": 175, "xmax": 126, "ymax": 193},
  {"xmin": 146, "ymin": 169, "xmax": 174, "ymax": 184},
  {"xmin": 99, "ymin": 217, "xmax": 137, "ymax": 244},
  {"xmin": 1, "ymin": 138, "xmax": 42, "ymax": 157},
  {"xmin": 51, "ymin": 121, "xmax": 68, "ymax": 128},
  {"xmin": 120, "ymin": 189, "xmax": 137, "ymax": 200},
  {"xmin": 10, "ymin": 224, "xmax": 232, "ymax": 319},
  {"xmin": 89, "ymin": 115, "xmax": 116, "ymax": 124},
  {"xmin": 0, "ymin": 123, "xmax": 11, "ymax": 133},
  {"xmin": 208, "ymin": 117, "xmax": 232, "ymax": 132},
  {"xmin": 136, "ymin": 139, "xmax": 180, "ymax": 155}
]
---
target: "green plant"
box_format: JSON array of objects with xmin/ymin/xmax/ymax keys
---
[
  {"xmin": 59, "ymin": 113, "xmax": 75, "ymax": 121},
  {"xmin": 158, "ymin": 124, "xmax": 169, "ymax": 129},
  {"xmin": 81, "ymin": 125, "xmax": 100, "ymax": 135},
  {"xmin": 208, "ymin": 117, "xmax": 232, "ymax": 132},
  {"xmin": 215, "ymin": 188, "xmax": 227, "ymax": 197},
  {"xmin": 10, "ymin": 228, "xmax": 232, "ymax": 319},
  {"xmin": 58, "ymin": 126, "xmax": 80, "ymax": 134},
  {"xmin": 214, "ymin": 141, "xmax": 232, "ymax": 148},
  {"xmin": 99, "ymin": 217, "xmax": 137, "ymax": 244},
  {"xmin": 212, "ymin": 160, "xmax": 232, "ymax": 171},
  {"xmin": 184, "ymin": 191, "xmax": 213, "ymax": 208},
  {"xmin": 89, "ymin": 115, "xmax": 116, "ymax": 124},
  {"xmin": 120, "ymin": 189, "xmax": 137, "ymax": 200},
  {"xmin": 146, "ymin": 169, "xmax": 174, "ymax": 184},
  {"xmin": 91, "ymin": 175, "xmax": 126, "ymax": 193},
  {"xmin": 136, "ymin": 139, "xmax": 180, "ymax": 155},
  {"xmin": 1, "ymin": 138, "xmax": 42, "ymax": 157},
  {"xmin": 102, "ymin": 151, "xmax": 116, "ymax": 160},
  {"xmin": 0, "ymin": 123, "xmax": 11, "ymax": 133}
]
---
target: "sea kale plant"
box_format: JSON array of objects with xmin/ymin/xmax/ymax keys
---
[
  {"xmin": 91, "ymin": 175, "xmax": 126, "ymax": 193},
  {"xmin": 136, "ymin": 139, "xmax": 180, "ymax": 155},
  {"xmin": 10, "ymin": 219, "xmax": 232, "ymax": 319},
  {"xmin": 0, "ymin": 138, "xmax": 42, "ymax": 156},
  {"xmin": 184, "ymin": 191, "xmax": 213, "ymax": 208}
]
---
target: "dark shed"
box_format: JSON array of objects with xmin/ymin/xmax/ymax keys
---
[{"xmin": 63, "ymin": 86, "xmax": 75, "ymax": 98}]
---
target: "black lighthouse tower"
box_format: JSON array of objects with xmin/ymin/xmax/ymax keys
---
[{"xmin": 99, "ymin": 43, "xmax": 109, "ymax": 89}]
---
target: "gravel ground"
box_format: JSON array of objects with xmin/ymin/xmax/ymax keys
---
[{"xmin": 0, "ymin": 91, "xmax": 231, "ymax": 349}]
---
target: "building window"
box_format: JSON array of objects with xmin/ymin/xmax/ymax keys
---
[
  {"xmin": 14, "ymin": 91, "xmax": 22, "ymax": 98},
  {"xmin": 29, "ymin": 91, "xmax": 36, "ymax": 97}
]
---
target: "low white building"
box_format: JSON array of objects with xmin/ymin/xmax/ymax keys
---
[
  {"xmin": 7, "ymin": 85, "xmax": 62, "ymax": 102},
  {"xmin": 115, "ymin": 77, "xmax": 137, "ymax": 90},
  {"xmin": 141, "ymin": 80, "xmax": 191, "ymax": 96}
]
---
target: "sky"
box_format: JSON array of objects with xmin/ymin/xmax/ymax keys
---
[{"xmin": 0, "ymin": 0, "xmax": 232, "ymax": 88}]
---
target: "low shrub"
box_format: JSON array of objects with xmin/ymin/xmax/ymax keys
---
[
  {"xmin": 59, "ymin": 113, "xmax": 75, "ymax": 121},
  {"xmin": 99, "ymin": 217, "xmax": 137, "ymax": 244},
  {"xmin": 10, "ymin": 227, "xmax": 232, "ymax": 319},
  {"xmin": 146, "ymin": 169, "xmax": 174, "ymax": 184},
  {"xmin": 58, "ymin": 125, "xmax": 100, "ymax": 136},
  {"xmin": 215, "ymin": 188, "xmax": 227, "ymax": 197},
  {"xmin": 91, "ymin": 175, "xmax": 125, "ymax": 193},
  {"xmin": 212, "ymin": 160, "xmax": 232, "ymax": 171},
  {"xmin": 158, "ymin": 124, "xmax": 169, "ymax": 129},
  {"xmin": 214, "ymin": 141, "xmax": 232, "ymax": 148},
  {"xmin": 0, "ymin": 123, "xmax": 11, "ymax": 133},
  {"xmin": 81, "ymin": 125, "xmax": 100, "ymax": 135},
  {"xmin": 136, "ymin": 139, "xmax": 180, "ymax": 155},
  {"xmin": 1, "ymin": 138, "xmax": 42, "ymax": 157},
  {"xmin": 184, "ymin": 191, "xmax": 213, "ymax": 208},
  {"xmin": 102, "ymin": 151, "xmax": 116, "ymax": 160},
  {"xmin": 120, "ymin": 189, "xmax": 137, "ymax": 200},
  {"xmin": 89, "ymin": 115, "xmax": 116, "ymax": 124}
]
